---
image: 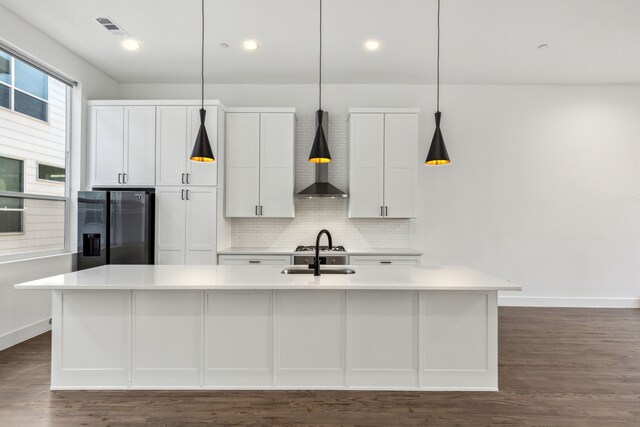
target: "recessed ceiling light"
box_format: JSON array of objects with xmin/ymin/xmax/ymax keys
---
[
  {"xmin": 243, "ymin": 40, "xmax": 260, "ymax": 51},
  {"xmin": 122, "ymin": 38, "xmax": 142, "ymax": 51},
  {"xmin": 364, "ymin": 39, "xmax": 380, "ymax": 51}
]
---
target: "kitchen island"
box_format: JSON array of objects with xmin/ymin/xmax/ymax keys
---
[{"xmin": 15, "ymin": 264, "xmax": 520, "ymax": 391}]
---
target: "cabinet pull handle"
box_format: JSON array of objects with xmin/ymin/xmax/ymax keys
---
[
  {"xmin": 260, "ymin": 205, "xmax": 263, "ymax": 216},
  {"xmin": 381, "ymin": 206, "xmax": 384, "ymax": 217},
  {"xmin": 118, "ymin": 173, "xmax": 122, "ymax": 184},
  {"xmin": 385, "ymin": 206, "xmax": 388, "ymax": 217},
  {"xmin": 249, "ymin": 260, "xmax": 261, "ymax": 264},
  {"xmin": 123, "ymin": 173, "xmax": 127, "ymax": 184},
  {"xmin": 181, "ymin": 173, "xmax": 185, "ymax": 184},
  {"xmin": 186, "ymin": 173, "xmax": 190, "ymax": 184},
  {"xmin": 186, "ymin": 189, "xmax": 190, "ymax": 200},
  {"xmin": 181, "ymin": 189, "xmax": 185, "ymax": 200},
  {"xmin": 380, "ymin": 261, "xmax": 392, "ymax": 264},
  {"xmin": 255, "ymin": 205, "xmax": 259, "ymax": 216}
]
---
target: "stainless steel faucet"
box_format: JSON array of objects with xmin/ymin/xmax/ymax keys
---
[{"xmin": 313, "ymin": 229, "xmax": 333, "ymax": 276}]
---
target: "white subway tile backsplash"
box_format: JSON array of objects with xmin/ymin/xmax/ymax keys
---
[{"xmin": 230, "ymin": 114, "xmax": 414, "ymax": 248}]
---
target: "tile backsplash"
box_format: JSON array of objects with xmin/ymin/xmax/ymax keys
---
[{"xmin": 229, "ymin": 114, "xmax": 415, "ymax": 249}]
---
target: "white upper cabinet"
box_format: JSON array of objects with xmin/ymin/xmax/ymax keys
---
[
  {"xmin": 225, "ymin": 110, "xmax": 295, "ymax": 218},
  {"xmin": 89, "ymin": 105, "xmax": 155, "ymax": 187},
  {"xmin": 348, "ymin": 109, "xmax": 419, "ymax": 219},
  {"xmin": 156, "ymin": 105, "xmax": 219, "ymax": 187}
]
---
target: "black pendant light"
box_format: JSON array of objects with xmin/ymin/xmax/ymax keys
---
[
  {"xmin": 425, "ymin": 0, "xmax": 450, "ymax": 166},
  {"xmin": 308, "ymin": 0, "xmax": 331, "ymax": 164},
  {"xmin": 190, "ymin": 0, "xmax": 215, "ymax": 163}
]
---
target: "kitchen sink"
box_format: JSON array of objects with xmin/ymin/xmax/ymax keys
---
[{"xmin": 281, "ymin": 267, "xmax": 356, "ymax": 275}]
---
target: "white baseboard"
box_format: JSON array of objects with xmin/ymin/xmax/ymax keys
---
[
  {"xmin": 499, "ymin": 296, "xmax": 640, "ymax": 308},
  {"xmin": 0, "ymin": 318, "xmax": 51, "ymax": 351}
]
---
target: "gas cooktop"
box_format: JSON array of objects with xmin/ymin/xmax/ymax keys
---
[{"xmin": 295, "ymin": 245, "xmax": 346, "ymax": 252}]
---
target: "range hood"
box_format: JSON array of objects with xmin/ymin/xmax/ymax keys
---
[{"xmin": 297, "ymin": 111, "xmax": 347, "ymax": 198}]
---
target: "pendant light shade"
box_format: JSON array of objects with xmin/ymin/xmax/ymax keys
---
[
  {"xmin": 308, "ymin": 109, "xmax": 331, "ymax": 163},
  {"xmin": 190, "ymin": 0, "xmax": 215, "ymax": 163},
  {"xmin": 425, "ymin": 0, "xmax": 450, "ymax": 166},
  {"xmin": 190, "ymin": 108, "xmax": 214, "ymax": 162},
  {"xmin": 425, "ymin": 111, "xmax": 450, "ymax": 165},
  {"xmin": 308, "ymin": 0, "xmax": 331, "ymax": 164}
]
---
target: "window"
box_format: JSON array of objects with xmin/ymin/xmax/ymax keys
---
[
  {"xmin": 0, "ymin": 50, "xmax": 49, "ymax": 122},
  {"xmin": 0, "ymin": 45, "xmax": 71, "ymax": 259},
  {"xmin": 37, "ymin": 163, "xmax": 65, "ymax": 183},
  {"xmin": 0, "ymin": 156, "xmax": 24, "ymax": 233}
]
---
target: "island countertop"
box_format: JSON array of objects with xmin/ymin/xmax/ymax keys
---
[{"xmin": 14, "ymin": 264, "xmax": 520, "ymax": 291}]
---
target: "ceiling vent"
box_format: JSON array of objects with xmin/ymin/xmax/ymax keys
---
[{"xmin": 95, "ymin": 17, "xmax": 127, "ymax": 36}]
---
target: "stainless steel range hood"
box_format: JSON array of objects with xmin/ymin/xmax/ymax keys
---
[{"xmin": 297, "ymin": 111, "xmax": 348, "ymax": 198}]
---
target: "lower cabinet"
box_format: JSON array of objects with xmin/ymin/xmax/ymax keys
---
[
  {"xmin": 217, "ymin": 255, "xmax": 291, "ymax": 265},
  {"xmin": 349, "ymin": 255, "xmax": 421, "ymax": 265},
  {"xmin": 51, "ymin": 289, "xmax": 497, "ymax": 390},
  {"xmin": 156, "ymin": 187, "xmax": 217, "ymax": 264}
]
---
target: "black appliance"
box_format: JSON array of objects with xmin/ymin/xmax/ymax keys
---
[{"xmin": 77, "ymin": 190, "xmax": 154, "ymax": 270}]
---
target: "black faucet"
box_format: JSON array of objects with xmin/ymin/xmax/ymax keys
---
[{"xmin": 313, "ymin": 229, "xmax": 333, "ymax": 276}]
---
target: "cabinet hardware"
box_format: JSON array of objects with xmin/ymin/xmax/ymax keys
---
[
  {"xmin": 123, "ymin": 173, "xmax": 127, "ymax": 184},
  {"xmin": 260, "ymin": 205, "xmax": 263, "ymax": 216},
  {"xmin": 186, "ymin": 173, "xmax": 190, "ymax": 184},
  {"xmin": 255, "ymin": 206, "xmax": 259, "ymax": 216},
  {"xmin": 118, "ymin": 173, "xmax": 122, "ymax": 184},
  {"xmin": 385, "ymin": 206, "xmax": 388, "ymax": 216},
  {"xmin": 181, "ymin": 173, "xmax": 185, "ymax": 184},
  {"xmin": 380, "ymin": 261, "xmax": 392, "ymax": 264},
  {"xmin": 249, "ymin": 260, "xmax": 261, "ymax": 264},
  {"xmin": 186, "ymin": 190, "xmax": 190, "ymax": 200},
  {"xmin": 381, "ymin": 206, "xmax": 384, "ymax": 217},
  {"xmin": 181, "ymin": 189, "xmax": 185, "ymax": 200}
]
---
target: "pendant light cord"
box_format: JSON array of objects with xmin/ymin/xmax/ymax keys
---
[
  {"xmin": 201, "ymin": 0, "xmax": 205, "ymax": 110},
  {"xmin": 436, "ymin": 0, "xmax": 440, "ymax": 112},
  {"xmin": 319, "ymin": 0, "xmax": 322, "ymax": 110}
]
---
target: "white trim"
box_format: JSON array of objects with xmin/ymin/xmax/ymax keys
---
[
  {"xmin": 498, "ymin": 296, "xmax": 640, "ymax": 308},
  {"xmin": 348, "ymin": 108, "xmax": 420, "ymax": 114},
  {"xmin": 226, "ymin": 107, "xmax": 296, "ymax": 114},
  {"xmin": 88, "ymin": 99, "xmax": 225, "ymax": 109},
  {"xmin": 0, "ymin": 317, "xmax": 50, "ymax": 351}
]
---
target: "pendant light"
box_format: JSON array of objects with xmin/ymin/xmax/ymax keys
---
[
  {"xmin": 425, "ymin": 0, "xmax": 450, "ymax": 166},
  {"xmin": 190, "ymin": 0, "xmax": 215, "ymax": 163},
  {"xmin": 308, "ymin": 0, "xmax": 331, "ymax": 164}
]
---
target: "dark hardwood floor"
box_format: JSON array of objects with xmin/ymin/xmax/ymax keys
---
[{"xmin": 1, "ymin": 307, "xmax": 639, "ymax": 426}]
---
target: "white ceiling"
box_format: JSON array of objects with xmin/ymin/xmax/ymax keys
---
[{"xmin": 1, "ymin": 0, "xmax": 639, "ymax": 85}]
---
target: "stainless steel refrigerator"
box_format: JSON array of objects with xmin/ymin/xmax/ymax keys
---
[{"xmin": 77, "ymin": 190, "xmax": 154, "ymax": 270}]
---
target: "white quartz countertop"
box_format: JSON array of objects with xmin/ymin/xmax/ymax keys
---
[
  {"xmin": 218, "ymin": 247, "xmax": 423, "ymax": 256},
  {"xmin": 14, "ymin": 265, "xmax": 520, "ymax": 291}
]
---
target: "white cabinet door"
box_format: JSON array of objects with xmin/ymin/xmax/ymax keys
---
[
  {"xmin": 124, "ymin": 106, "xmax": 155, "ymax": 186},
  {"xmin": 218, "ymin": 255, "xmax": 292, "ymax": 265},
  {"xmin": 156, "ymin": 106, "xmax": 187, "ymax": 186},
  {"xmin": 90, "ymin": 106, "xmax": 124, "ymax": 187},
  {"xmin": 349, "ymin": 255, "xmax": 420, "ymax": 265},
  {"xmin": 348, "ymin": 114, "xmax": 384, "ymax": 218},
  {"xmin": 384, "ymin": 114, "xmax": 418, "ymax": 218},
  {"xmin": 155, "ymin": 187, "xmax": 186, "ymax": 264},
  {"xmin": 186, "ymin": 105, "xmax": 218, "ymax": 186},
  {"xmin": 225, "ymin": 113, "xmax": 260, "ymax": 217},
  {"xmin": 259, "ymin": 113, "xmax": 295, "ymax": 218},
  {"xmin": 185, "ymin": 187, "xmax": 217, "ymax": 264}
]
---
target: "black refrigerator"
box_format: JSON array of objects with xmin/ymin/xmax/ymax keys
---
[{"xmin": 77, "ymin": 190, "xmax": 154, "ymax": 270}]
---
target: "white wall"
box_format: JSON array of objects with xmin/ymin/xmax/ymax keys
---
[
  {"xmin": 120, "ymin": 82, "xmax": 640, "ymax": 307},
  {"xmin": 0, "ymin": 4, "xmax": 120, "ymax": 350}
]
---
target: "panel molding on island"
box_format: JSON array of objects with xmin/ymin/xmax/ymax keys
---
[{"xmin": 50, "ymin": 289, "xmax": 497, "ymax": 391}]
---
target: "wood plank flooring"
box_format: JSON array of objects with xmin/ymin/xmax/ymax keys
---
[{"xmin": 0, "ymin": 307, "xmax": 639, "ymax": 426}]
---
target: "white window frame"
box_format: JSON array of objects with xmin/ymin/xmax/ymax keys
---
[
  {"xmin": 0, "ymin": 52, "xmax": 50, "ymax": 124},
  {"xmin": 36, "ymin": 161, "xmax": 66, "ymax": 184}
]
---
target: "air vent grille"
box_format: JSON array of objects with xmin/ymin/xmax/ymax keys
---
[{"xmin": 95, "ymin": 17, "xmax": 127, "ymax": 36}]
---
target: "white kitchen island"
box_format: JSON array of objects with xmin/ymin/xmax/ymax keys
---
[{"xmin": 14, "ymin": 264, "xmax": 520, "ymax": 391}]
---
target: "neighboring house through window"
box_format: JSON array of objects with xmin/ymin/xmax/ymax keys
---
[{"xmin": 0, "ymin": 50, "xmax": 49, "ymax": 122}]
